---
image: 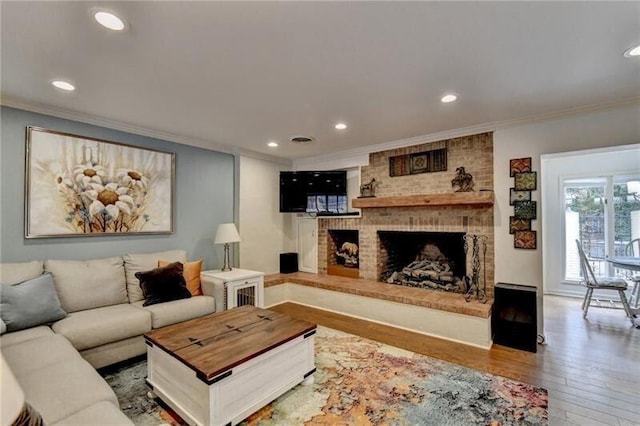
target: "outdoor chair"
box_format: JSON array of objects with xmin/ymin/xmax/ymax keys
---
[{"xmin": 575, "ymin": 240, "xmax": 634, "ymax": 325}]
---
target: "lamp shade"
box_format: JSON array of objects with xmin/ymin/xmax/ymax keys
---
[{"xmin": 214, "ymin": 223, "xmax": 241, "ymax": 244}]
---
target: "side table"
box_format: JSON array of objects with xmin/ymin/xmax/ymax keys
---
[{"xmin": 201, "ymin": 268, "xmax": 264, "ymax": 312}]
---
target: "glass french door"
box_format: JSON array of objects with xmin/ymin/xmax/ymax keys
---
[{"xmin": 564, "ymin": 175, "xmax": 640, "ymax": 281}]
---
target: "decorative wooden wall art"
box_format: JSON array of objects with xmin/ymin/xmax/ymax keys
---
[
  {"xmin": 509, "ymin": 157, "xmax": 537, "ymax": 249},
  {"xmin": 389, "ymin": 148, "xmax": 447, "ymax": 177}
]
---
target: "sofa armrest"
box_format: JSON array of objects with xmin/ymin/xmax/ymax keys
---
[
  {"xmin": 200, "ymin": 275, "xmax": 216, "ymax": 297},
  {"xmin": 200, "ymin": 274, "xmax": 225, "ymax": 312}
]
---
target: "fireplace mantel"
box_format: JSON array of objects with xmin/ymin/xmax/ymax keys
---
[{"xmin": 351, "ymin": 191, "xmax": 494, "ymax": 209}]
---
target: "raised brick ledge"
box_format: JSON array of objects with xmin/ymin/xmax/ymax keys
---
[{"xmin": 264, "ymin": 272, "xmax": 492, "ymax": 319}]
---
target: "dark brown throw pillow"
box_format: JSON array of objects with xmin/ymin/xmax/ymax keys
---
[{"xmin": 135, "ymin": 261, "xmax": 191, "ymax": 307}]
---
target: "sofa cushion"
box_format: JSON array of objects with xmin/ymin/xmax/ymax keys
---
[
  {"xmin": 1, "ymin": 353, "xmax": 26, "ymax": 426},
  {"xmin": 136, "ymin": 262, "xmax": 191, "ymax": 307},
  {"xmin": 9, "ymin": 402, "xmax": 44, "ymax": 426},
  {"xmin": 52, "ymin": 304, "xmax": 151, "ymax": 351},
  {"xmin": 0, "ymin": 274, "xmax": 67, "ymax": 332},
  {"xmin": 3, "ymin": 334, "xmax": 80, "ymax": 378},
  {"xmin": 45, "ymin": 257, "xmax": 127, "ymax": 313},
  {"xmin": 51, "ymin": 401, "xmax": 133, "ymax": 426},
  {"xmin": 123, "ymin": 250, "xmax": 187, "ymax": 303},
  {"xmin": 18, "ymin": 358, "xmax": 118, "ymax": 425},
  {"xmin": 0, "ymin": 326, "xmax": 54, "ymax": 348},
  {"xmin": 158, "ymin": 259, "xmax": 203, "ymax": 296},
  {"xmin": 133, "ymin": 295, "xmax": 215, "ymax": 328},
  {"xmin": 0, "ymin": 260, "xmax": 43, "ymax": 285},
  {"xmin": 80, "ymin": 336, "xmax": 146, "ymax": 370}
]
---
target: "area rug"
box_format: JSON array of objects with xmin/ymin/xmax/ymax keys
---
[{"xmin": 102, "ymin": 327, "xmax": 548, "ymax": 426}]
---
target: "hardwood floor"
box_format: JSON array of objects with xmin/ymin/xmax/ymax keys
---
[{"xmin": 270, "ymin": 295, "xmax": 640, "ymax": 426}]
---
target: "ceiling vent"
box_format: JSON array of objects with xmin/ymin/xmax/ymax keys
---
[{"xmin": 290, "ymin": 136, "xmax": 315, "ymax": 144}]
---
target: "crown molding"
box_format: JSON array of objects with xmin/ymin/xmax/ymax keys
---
[
  {"xmin": 293, "ymin": 151, "xmax": 370, "ymax": 171},
  {"xmin": 0, "ymin": 96, "xmax": 239, "ymax": 156},
  {"xmin": 540, "ymin": 142, "xmax": 640, "ymax": 160},
  {"xmin": 294, "ymin": 96, "xmax": 640, "ymax": 168},
  {"xmin": 238, "ymin": 148, "xmax": 292, "ymax": 166},
  {"xmin": 4, "ymin": 95, "xmax": 639, "ymax": 168}
]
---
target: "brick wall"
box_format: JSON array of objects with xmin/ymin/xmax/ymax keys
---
[
  {"xmin": 318, "ymin": 132, "xmax": 495, "ymax": 296},
  {"xmin": 361, "ymin": 132, "xmax": 493, "ymax": 196}
]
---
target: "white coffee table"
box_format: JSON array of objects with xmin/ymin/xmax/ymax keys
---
[{"xmin": 144, "ymin": 306, "xmax": 316, "ymax": 426}]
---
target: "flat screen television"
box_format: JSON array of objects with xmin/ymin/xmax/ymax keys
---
[{"xmin": 279, "ymin": 171, "xmax": 348, "ymax": 214}]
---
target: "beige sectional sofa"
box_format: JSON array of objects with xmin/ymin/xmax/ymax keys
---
[{"xmin": 0, "ymin": 250, "xmax": 218, "ymax": 426}]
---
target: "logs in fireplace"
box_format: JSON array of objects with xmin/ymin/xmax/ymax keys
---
[
  {"xmin": 379, "ymin": 231, "xmax": 466, "ymax": 293},
  {"xmin": 385, "ymin": 246, "xmax": 465, "ymax": 292}
]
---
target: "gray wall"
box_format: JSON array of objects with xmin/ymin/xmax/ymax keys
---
[{"xmin": 0, "ymin": 106, "xmax": 235, "ymax": 269}]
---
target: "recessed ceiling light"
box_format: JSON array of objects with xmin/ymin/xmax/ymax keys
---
[
  {"xmin": 335, "ymin": 123, "xmax": 347, "ymax": 130},
  {"xmin": 94, "ymin": 11, "xmax": 126, "ymax": 31},
  {"xmin": 624, "ymin": 44, "xmax": 640, "ymax": 58},
  {"xmin": 51, "ymin": 80, "xmax": 75, "ymax": 91},
  {"xmin": 267, "ymin": 141, "xmax": 278, "ymax": 148},
  {"xmin": 441, "ymin": 94, "xmax": 457, "ymax": 103}
]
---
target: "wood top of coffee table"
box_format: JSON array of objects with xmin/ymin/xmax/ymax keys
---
[{"xmin": 144, "ymin": 305, "xmax": 317, "ymax": 382}]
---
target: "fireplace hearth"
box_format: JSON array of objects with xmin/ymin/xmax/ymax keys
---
[{"xmin": 378, "ymin": 231, "xmax": 466, "ymax": 293}]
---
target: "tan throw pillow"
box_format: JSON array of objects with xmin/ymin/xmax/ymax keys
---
[{"xmin": 158, "ymin": 259, "xmax": 203, "ymax": 296}]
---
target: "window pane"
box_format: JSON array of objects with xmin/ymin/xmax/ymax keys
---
[
  {"xmin": 612, "ymin": 177, "xmax": 640, "ymax": 276},
  {"xmin": 564, "ymin": 183, "xmax": 606, "ymax": 280}
]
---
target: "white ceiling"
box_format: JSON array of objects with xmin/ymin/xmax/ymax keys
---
[{"xmin": 2, "ymin": 1, "xmax": 639, "ymax": 160}]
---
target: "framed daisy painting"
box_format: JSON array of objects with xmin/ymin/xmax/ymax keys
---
[{"xmin": 25, "ymin": 127, "xmax": 174, "ymax": 238}]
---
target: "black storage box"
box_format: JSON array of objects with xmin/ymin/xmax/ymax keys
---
[
  {"xmin": 492, "ymin": 282, "xmax": 538, "ymax": 352},
  {"xmin": 280, "ymin": 252, "xmax": 299, "ymax": 274}
]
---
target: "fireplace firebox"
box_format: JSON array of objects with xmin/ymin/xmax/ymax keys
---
[
  {"xmin": 327, "ymin": 229, "xmax": 359, "ymax": 278},
  {"xmin": 378, "ymin": 231, "xmax": 466, "ymax": 292}
]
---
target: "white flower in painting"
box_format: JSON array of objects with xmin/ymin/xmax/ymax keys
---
[
  {"xmin": 83, "ymin": 183, "xmax": 135, "ymax": 219},
  {"xmin": 73, "ymin": 163, "xmax": 106, "ymax": 187},
  {"xmin": 116, "ymin": 169, "xmax": 149, "ymax": 190},
  {"xmin": 55, "ymin": 173, "xmax": 75, "ymax": 189}
]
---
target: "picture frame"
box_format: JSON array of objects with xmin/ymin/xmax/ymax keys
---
[
  {"xmin": 509, "ymin": 157, "xmax": 532, "ymax": 177},
  {"xmin": 509, "ymin": 217, "xmax": 531, "ymax": 234},
  {"xmin": 513, "ymin": 200, "xmax": 537, "ymax": 220},
  {"xmin": 389, "ymin": 148, "xmax": 447, "ymax": 177},
  {"xmin": 509, "ymin": 188, "xmax": 531, "ymax": 205},
  {"xmin": 514, "ymin": 230, "xmax": 537, "ymax": 249},
  {"xmin": 514, "ymin": 171, "xmax": 537, "ymax": 191},
  {"xmin": 25, "ymin": 127, "xmax": 175, "ymax": 238}
]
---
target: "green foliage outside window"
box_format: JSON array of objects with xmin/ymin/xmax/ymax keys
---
[{"xmin": 566, "ymin": 185, "xmax": 640, "ymax": 244}]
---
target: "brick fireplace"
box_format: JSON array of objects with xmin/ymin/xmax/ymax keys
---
[{"xmin": 317, "ymin": 132, "xmax": 495, "ymax": 296}]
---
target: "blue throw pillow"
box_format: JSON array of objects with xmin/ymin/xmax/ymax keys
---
[{"xmin": 0, "ymin": 273, "xmax": 67, "ymax": 332}]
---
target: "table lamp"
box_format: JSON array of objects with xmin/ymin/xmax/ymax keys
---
[{"xmin": 214, "ymin": 223, "xmax": 241, "ymax": 271}]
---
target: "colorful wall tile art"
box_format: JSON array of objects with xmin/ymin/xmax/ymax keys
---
[{"xmin": 509, "ymin": 158, "xmax": 537, "ymax": 249}]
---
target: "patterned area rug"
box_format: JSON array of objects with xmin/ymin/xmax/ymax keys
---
[{"xmin": 102, "ymin": 327, "xmax": 548, "ymax": 426}]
